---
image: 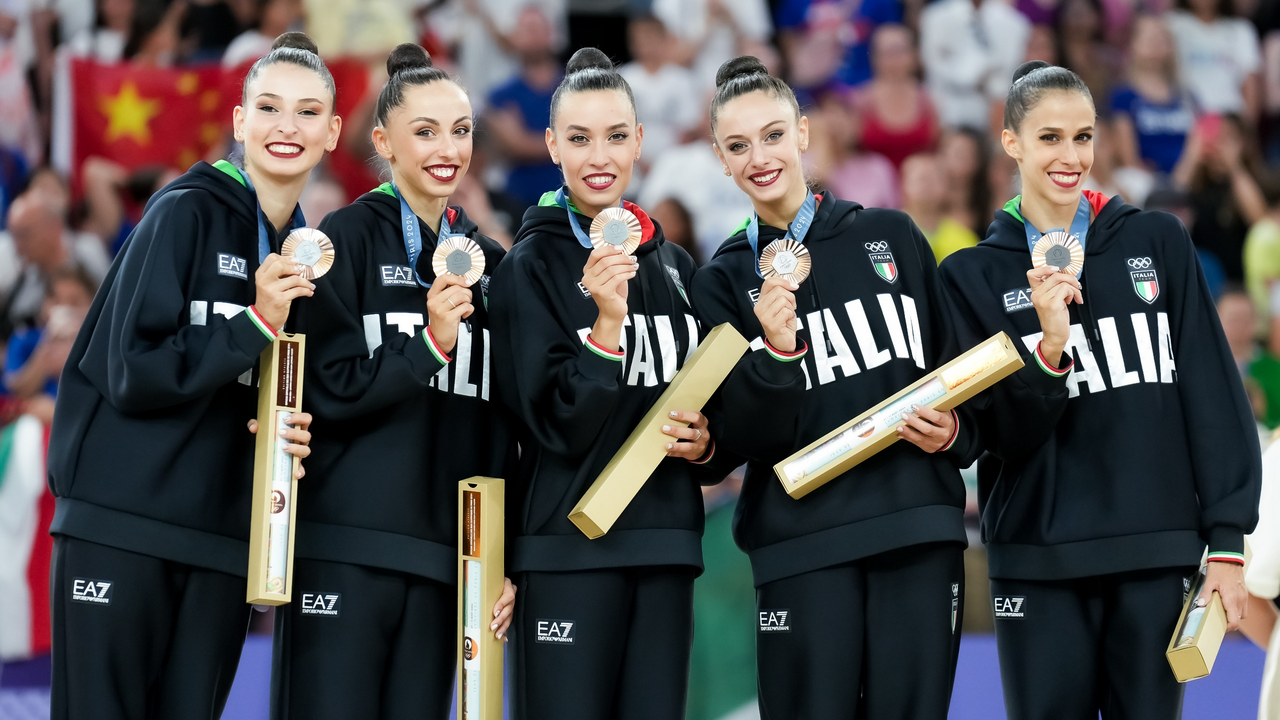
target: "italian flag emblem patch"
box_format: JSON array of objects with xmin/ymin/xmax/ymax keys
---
[
  {"xmin": 1131, "ymin": 268, "xmax": 1158, "ymax": 304},
  {"xmin": 865, "ymin": 242, "xmax": 898, "ymax": 284}
]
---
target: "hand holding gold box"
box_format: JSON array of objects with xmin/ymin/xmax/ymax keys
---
[
  {"xmin": 774, "ymin": 333, "xmax": 1024, "ymax": 499},
  {"xmin": 247, "ymin": 334, "xmax": 306, "ymax": 605},
  {"xmin": 458, "ymin": 478, "xmax": 505, "ymax": 720},
  {"xmin": 568, "ymin": 323, "xmax": 750, "ymax": 539},
  {"xmin": 1166, "ymin": 544, "xmax": 1253, "ymax": 682}
]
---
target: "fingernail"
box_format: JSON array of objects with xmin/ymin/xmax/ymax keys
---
[
  {"xmin": 1196, "ymin": 598, "xmax": 1207, "ymax": 607},
  {"xmin": 670, "ymin": 411, "xmax": 679, "ymax": 418},
  {"xmin": 666, "ymin": 443, "xmax": 674, "ymax": 450},
  {"xmin": 901, "ymin": 411, "xmax": 911, "ymax": 421},
  {"xmin": 629, "ymin": 255, "xmax": 637, "ymax": 262},
  {"xmin": 632, "ymin": 263, "xmax": 639, "ymax": 269},
  {"xmin": 662, "ymin": 425, "xmax": 671, "ymax": 432},
  {"xmin": 491, "ymin": 622, "xmax": 498, "ymax": 629},
  {"xmin": 897, "ymin": 426, "xmax": 904, "ymax": 433},
  {"xmin": 790, "ymin": 283, "xmax": 799, "ymax": 290},
  {"xmin": 497, "ymin": 632, "xmax": 504, "ymax": 639},
  {"xmin": 911, "ymin": 404, "xmax": 920, "ymax": 412}
]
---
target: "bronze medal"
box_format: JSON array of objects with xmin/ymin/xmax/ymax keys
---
[
  {"xmin": 589, "ymin": 207, "xmax": 642, "ymax": 255},
  {"xmin": 281, "ymin": 228, "xmax": 335, "ymax": 280},
  {"xmin": 759, "ymin": 239, "xmax": 812, "ymax": 285},
  {"xmin": 1031, "ymin": 230, "xmax": 1084, "ymax": 277},
  {"xmin": 431, "ymin": 236, "xmax": 486, "ymax": 286}
]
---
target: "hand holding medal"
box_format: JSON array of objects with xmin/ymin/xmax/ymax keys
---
[
  {"xmin": 431, "ymin": 236, "xmax": 486, "ymax": 287},
  {"xmin": 281, "ymin": 227, "xmax": 336, "ymax": 280}
]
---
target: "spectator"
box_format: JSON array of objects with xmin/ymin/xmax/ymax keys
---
[
  {"xmin": 1084, "ymin": 122, "xmax": 1155, "ymax": 207},
  {"xmin": 1110, "ymin": 15, "xmax": 1196, "ymax": 175},
  {"xmin": 3, "ymin": 266, "xmax": 94, "ymax": 400},
  {"xmin": 1054, "ymin": 0, "xmax": 1119, "ymax": 102},
  {"xmin": 452, "ymin": 0, "xmax": 567, "ymax": 111},
  {"xmin": 852, "ymin": 23, "xmax": 938, "ymax": 171},
  {"xmin": 63, "ymin": 0, "xmax": 135, "ymax": 61},
  {"xmin": 1218, "ymin": 285, "xmax": 1280, "ymax": 427},
  {"xmin": 1245, "ymin": 177, "xmax": 1280, "ymax": 333},
  {"xmin": 0, "ymin": 189, "xmax": 109, "ymax": 342},
  {"xmin": 638, "ymin": 91, "xmax": 755, "ymax": 263},
  {"xmin": 774, "ymin": 0, "xmax": 904, "ymax": 92},
  {"xmin": 483, "ymin": 5, "xmax": 563, "ymax": 206},
  {"xmin": 938, "ymin": 127, "xmax": 990, "ymax": 235},
  {"xmin": 222, "ymin": 0, "xmax": 302, "ymax": 68},
  {"xmin": 901, "ymin": 152, "xmax": 978, "ymax": 263},
  {"xmin": 1166, "ymin": 0, "xmax": 1261, "ymax": 119},
  {"xmin": 807, "ymin": 92, "xmax": 900, "ymax": 209},
  {"xmin": 920, "ymin": 0, "xmax": 1029, "ymax": 132},
  {"xmin": 1244, "ymin": 434, "xmax": 1280, "ymax": 719},
  {"xmin": 1174, "ymin": 113, "xmax": 1268, "ymax": 282},
  {"xmin": 1023, "ymin": 23, "xmax": 1058, "ymax": 65},
  {"xmin": 651, "ymin": 0, "xmax": 772, "ymax": 90},
  {"xmin": 648, "ymin": 197, "xmax": 698, "ymax": 264},
  {"xmin": 618, "ymin": 14, "xmax": 701, "ymax": 183}
]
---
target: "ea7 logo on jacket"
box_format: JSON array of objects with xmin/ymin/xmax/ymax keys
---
[
  {"xmin": 536, "ymin": 619, "xmax": 575, "ymax": 644},
  {"xmin": 380, "ymin": 265, "xmax": 418, "ymax": 288},
  {"xmin": 1003, "ymin": 287, "xmax": 1034, "ymax": 314},
  {"xmin": 993, "ymin": 596, "xmax": 1025, "ymax": 618},
  {"xmin": 300, "ymin": 592, "xmax": 341, "ymax": 617},
  {"xmin": 865, "ymin": 241, "xmax": 898, "ymax": 284},
  {"xmin": 1128, "ymin": 257, "xmax": 1159, "ymax": 304},
  {"xmin": 217, "ymin": 253, "xmax": 248, "ymax": 280},
  {"xmin": 759, "ymin": 609, "xmax": 791, "ymax": 632},
  {"xmin": 71, "ymin": 578, "xmax": 112, "ymax": 605}
]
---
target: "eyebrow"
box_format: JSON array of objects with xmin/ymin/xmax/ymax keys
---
[
  {"xmin": 411, "ymin": 116, "xmax": 473, "ymax": 126},
  {"xmin": 255, "ymin": 93, "xmax": 325, "ymax": 104},
  {"xmin": 565, "ymin": 122, "xmax": 631, "ymax": 133},
  {"xmin": 721, "ymin": 119, "xmax": 785, "ymax": 142},
  {"xmin": 1036, "ymin": 125, "xmax": 1095, "ymax": 133}
]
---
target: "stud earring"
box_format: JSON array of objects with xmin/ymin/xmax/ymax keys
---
[{"xmin": 723, "ymin": 167, "xmax": 731, "ymax": 176}]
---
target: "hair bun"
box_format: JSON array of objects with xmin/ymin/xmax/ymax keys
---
[
  {"xmin": 715, "ymin": 56, "xmax": 768, "ymax": 88},
  {"xmin": 387, "ymin": 43, "xmax": 433, "ymax": 77},
  {"xmin": 566, "ymin": 47, "xmax": 614, "ymax": 75},
  {"xmin": 272, "ymin": 31, "xmax": 319, "ymax": 55},
  {"xmin": 1012, "ymin": 60, "xmax": 1051, "ymax": 86}
]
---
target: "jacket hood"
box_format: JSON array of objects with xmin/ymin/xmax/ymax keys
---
[
  {"xmin": 515, "ymin": 188, "xmax": 664, "ymax": 256},
  {"xmin": 147, "ymin": 160, "xmax": 260, "ymax": 221},
  {"xmin": 983, "ymin": 191, "xmax": 1139, "ymax": 255},
  {"xmin": 712, "ymin": 190, "xmax": 863, "ymax": 260}
]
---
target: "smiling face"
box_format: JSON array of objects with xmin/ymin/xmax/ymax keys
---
[
  {"xmin": 545, "ymin": 89, "xmax": 642, "ymax": 217},
  {"xmin": 1002, "ymin": 89, "xmax": 1095, "ymax": 209},
  {"xmin": 233, "ymin": 63, "xmax": 340, "ymax": 186},
  {"xmin": 373, "ymin": 80, "xmax": 473, "ymax": 205},
  {"xmin": 712, "ymin": 90, "xmax": 809, "ymax": 213}
]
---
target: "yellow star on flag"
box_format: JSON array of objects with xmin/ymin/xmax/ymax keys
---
[{"xmin": 100, "ymin": 81, "xmax": 161, "ymax": 145}]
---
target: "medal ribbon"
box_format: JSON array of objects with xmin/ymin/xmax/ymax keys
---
[
  {"xmin": 237, "ymin": 166, "xmax": 306, "ymax": 263},
  {"xmin": 1022, "ymin": 194, "xmax": 1090, "ymax": 278},
  {"xmin": 394, "ymin": 183, "xmax": 453, "ymax": 289},
  {"xmin": 554, "ymin": 187, "xmax": 622, "ymax": 250},
  {"xmin": 747, "ymin": 190, "xmax": 817, "ymax": 279}
]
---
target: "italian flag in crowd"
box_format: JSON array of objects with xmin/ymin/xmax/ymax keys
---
[{"xmin": 0, "ymin": 416, "xmax": 53, "ymax": 661}]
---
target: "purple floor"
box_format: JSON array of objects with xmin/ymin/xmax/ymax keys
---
[{"xmin": 1, "ymin": 634, "xmax": 1266, "ymax": 719}]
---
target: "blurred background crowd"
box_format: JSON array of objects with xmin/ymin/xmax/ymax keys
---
[{"xmin": 2, "ymin": 0, "xmax": 1280, "ymax": 717}]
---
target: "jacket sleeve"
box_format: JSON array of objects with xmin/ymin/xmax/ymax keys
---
[
  {"xmin": 909, "ymin": 220, "xmax": 984, "ymax": 468},
  {"xmin": 691, "ymin": 258, "xmax": 807, "ymax": 465},
  {"xmin": 78, "ymin": 191, "xmax": 274, "ymax": 414},
  {"xmin": 293, "ymin": 212, "xmax": 450, "ymax": 421},
  {"xmin": 489, "ymin": 251, "xmax": 625, "ymax": 459},
  {"xmin": 937, "ymin": 250, "xmax": 1073, "ymax": 465},
  {"xmin": 1165, "ymin": 218, "xmax": 1261, "ymax": 558}
]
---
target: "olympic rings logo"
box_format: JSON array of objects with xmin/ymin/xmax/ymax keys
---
[
  {"xmin": 1127, "ymin": 257, "xmax": 1153, "ymax": 269},
  {"xmin": 865, "ymin": 241, "xmax": 889, "ymax": 252}
]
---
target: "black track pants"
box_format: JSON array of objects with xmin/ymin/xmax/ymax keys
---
[
  {"xmin": 271, "ymin": 557, "xmax": 457, "ymax": 720},
  {"xmin": 991, "ymin": 566, "xmax": 1196, "ymax": 720},
  {"xmin": 512, "ymin": 566, "xmax": 696, "ymax": 720},
  {"xmin": 754, "ymin": 542, "xmax": 966, "ymax": 720},
  {"xmin": 50, "ymin": 536, "xmax": 252, "ymax": 720}
]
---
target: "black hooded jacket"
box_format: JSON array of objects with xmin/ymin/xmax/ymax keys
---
[
  {"xmin": 691, "ymin": 191, "xmax": 982, "ymax": 587},
  {"xmin": 489, "ymin": 191, "xmax": 738, "ymax": 575},
  {"xmin": 939, "ymin": 192, "xmax": 1261, "ymax": 579},
  {"xmin": 47, "ymin": 160, "xmax": 302, "ymax": 575},
  {"xmin": 288, "ymin": 186, "xmax": 516, "ymax": 584}
]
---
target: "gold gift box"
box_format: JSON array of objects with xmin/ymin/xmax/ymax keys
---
[
  {"xmin": 1166, "ymin": 544, "xmax": 1252, "ymax": 682},
  {"xmin": 568, "ymin": 323, "xmax": 750, "ymax": 538},
  {"xmin": 458, "ymin": 477, "xmax": 505, "ymax": 720},
  {"xmin": 246, "ymin": 333, "xmax": 306, "ymax": 605},
  {"xmin": 774, "ymin": 332, "xmax": 1024, "ymax": 499}
]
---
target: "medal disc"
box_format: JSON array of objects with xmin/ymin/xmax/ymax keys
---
[
  {"xmin": 589, "ymin": 207, "xmax": 642, "ymax": 255},
  {"xmin": 431, "ymin": 236, "xmax": 486, "ymax": 286},
  {"xmin": 1031, "ymin": 230, "xmax": 1084, "ymax": 276},
  {"xmin": 759, "ymin": 239, "xmax": 812, "ymax": 284},
  {"xmin": 281, "ymin": 228, "xmax": 335, "ymax": 280}
]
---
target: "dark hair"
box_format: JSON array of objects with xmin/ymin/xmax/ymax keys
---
[
  {"xmin": 548, "ymin": 48, "xmax": 636, "ymax": 129},
  {"xmin": 709, "ymin": 56, "xmax": 800, "ymax": 137},
  {"xmin": 1174, "ymin": 0, "xmax": 1233, "ymax": 17},
  {"xmin": 241, "ymin": 32, "xmax": 335, "ymax": 105},
  {"xmin": 374, "ymin": 44, "xmax": 461, "ymax": 126},
  {"xmin": 1003, "ymin": 60, "xmax": 1094, "ymax": 132}
]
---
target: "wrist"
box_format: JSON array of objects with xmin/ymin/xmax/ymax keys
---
[
  {"xmin": 591, "ymin": 316, "xmax": 624, "ymax": 351},
  {"xmin": 423, "ymin": 326, "xmax": 454, "ymax": 364},
  {"xmin": 1036, "ymin": 338, "xmax": 1069, "ymax": 373},
  {"xmin": 765, "ymin": 333, "xmax": 796, "ymax": 354},
  {"xmin": 247, "ymin": 305, "xmax": 279, "ymax": 341}
]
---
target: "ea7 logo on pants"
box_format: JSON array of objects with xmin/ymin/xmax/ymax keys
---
[
  {"xmin": 535, "ymin": 619, "xmax": 575, "ymax": 645},
  {"xmin": 758, "ymin": 609, "xmax": 791, "ymax": 633},
  {"xmin": 993, "ymin": 596, "xmax": 1026, "ymax": 619},
  {"xmin": 71, "ymin": 578, "xmax": 112, "ymax": 605},
  {"xmin": 217, "ymin": 253, "xmax": 248, "ymax": 280},
  {"xmin": 300, "ymin": 593, "xmax": 341, "ymax": 617}
]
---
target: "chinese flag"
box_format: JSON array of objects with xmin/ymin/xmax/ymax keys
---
[{"xmin": 71, "ymin": 59, "xmax": 227, "ymax": 181}]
